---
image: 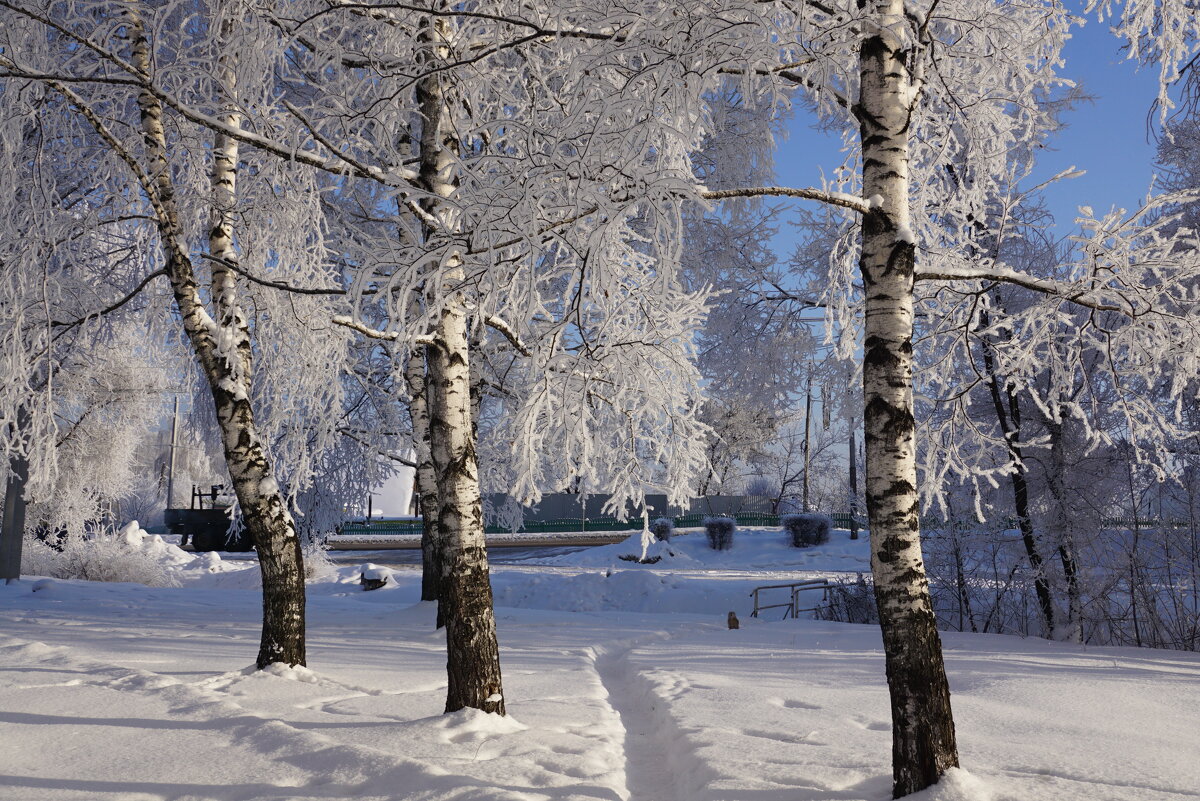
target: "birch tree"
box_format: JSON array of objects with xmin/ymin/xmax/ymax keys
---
[
  {"xmin": 0, "ymin": 0, "xmax": 365, "ymax": 669},
  {"xmin": 705, "ymin": 0, "xmax": 1079, "ymax": 793},
  {"xmin": 249, "ymin": 1, "xmax": 723, "ymax": 712}
]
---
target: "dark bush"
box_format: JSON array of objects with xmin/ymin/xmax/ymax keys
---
[
  {"xmin": 815, "ymin": 574, "xmax": 879, "ymax": 624},
  {"xmin": 618, "ymin": 553, "xmax": 661, "ymax": 564},
  {"xmin": 703, "ymin": 516, "xmax": 735, "ymax": 550},
  {"xmin": 782, "ymin": 513, "xmax": 832, "ymax": 548},
  {"xmin": 650, "ymin": 517, "xmax": 674, "ymax": 542}
]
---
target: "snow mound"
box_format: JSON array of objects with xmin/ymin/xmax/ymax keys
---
[
  {"xmin": 117, "ymin": 521, "xmax": 195, "ymax": 566},
  {"xmin": 21, "ymin": 521, "xmax": 246, "ymax": 588},
  {"xmin": 259, "ymin": 662, "xmax": 321, "ymax": 684},
  {"xmin": 611, "ymin": 531, "xmax": 692, "ymax": 564},
  {"xmin": 436, "ymin": 707, "xmax": 528, "ymax": 741},
  {"xmin": 907, "ymin": 768, "xmax": 994, "ymax": 801}
]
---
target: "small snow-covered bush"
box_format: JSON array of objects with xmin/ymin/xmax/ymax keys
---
[
  {"xmin": 650, "ymin": 517, "xmax": 674, "ymax": 542},
  {"xmin": 782, "ymin": 513, "xmax": 832, "ymax": 548},
  {"xmin": 302, "ymin": 535, "xmax": 337, "ymax": 582},
  {"xmin": 22, "ymin": 523, "xmax": 180, "ymax": 588},
  {"xmin": 703, "ymin": 516, "xmax": 735, "ymax": 551}
]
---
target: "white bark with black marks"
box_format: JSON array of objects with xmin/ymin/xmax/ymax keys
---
[
  {"xmin": 855, "ymin": 1, "xmax": 958, "ymax": 795},
  {"xmin": 416, "ymin": 10, "xmax": 505, "ymax": 713},
  {"xmin": 427, "ymin": 280, "xmax": 505, "ymax": 715},
  {"xmin": 404, "ymin": 340, "xmax": 441, "ymax": 611},
  {"xmin": 129, "ymin": 6, "xmax": 306, "ymax": 668}
]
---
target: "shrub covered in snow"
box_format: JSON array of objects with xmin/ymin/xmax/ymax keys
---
[
  {"xmin": 650, "ymin": 517, "xmax": 674, "ymax": 542},
  {"xmin": 703, "ymin": 516, "xmax": 735, "ymax": 551},
  {"xmin": 782, "ymin": 513, "xmax": 832, "ymax": 548},
  {"xmin": 22, "ymin": 521, "xmax": 183, "ymax": 587},
  {"xmin": 302, "ymin": 536, "xmax": 338, "ymax": 583}
]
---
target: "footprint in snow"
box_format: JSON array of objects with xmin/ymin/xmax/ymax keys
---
[{"xmin": 765, "ymin": 695, "xmax": 822, "ymax": 711}]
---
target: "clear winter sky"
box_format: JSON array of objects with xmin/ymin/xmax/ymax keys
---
[{"xmin": 770, "ymin": 16, "xmax": 1165, "ymax": 258}]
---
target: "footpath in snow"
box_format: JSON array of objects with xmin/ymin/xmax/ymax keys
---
[{"xmin": 1, "ymin": 526, "xmax": 1197, "ymax": 801}]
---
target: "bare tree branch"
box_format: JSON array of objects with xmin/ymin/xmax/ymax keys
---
[
  {"xmin": 337, "ymin": 426, "xmax": 417, "ymax": 467},
  {"xmin": 51, "ymin": 269, "xmax": 168, "ymax": 329},
  {"xmin": 200, "ymin": 252, "xmax": 348, "ymax": 295}
]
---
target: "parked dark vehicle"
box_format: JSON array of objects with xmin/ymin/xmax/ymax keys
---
[{"xmin": 165, "ymin": 485, "xmax": 253, "ymax": 552}]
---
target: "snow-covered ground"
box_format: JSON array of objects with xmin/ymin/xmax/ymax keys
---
[{"xmin": 1, "ymin": 526, "xmax": 1197, "ymax": 801}]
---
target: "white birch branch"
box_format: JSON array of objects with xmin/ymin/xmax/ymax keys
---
[
  {"xmin": 332, "ymin": 315, "xmax": 434, "ymax": 345},
  {"xmin": 700, "ymin": 186, "xmax": 869, "ymax": 215},
  {"xmin": 484, "ymin": 315, "xmax": 532, "ymax": 356},
  {"xmin": 914, "ymin": 265, "xmax": 1134, "ymax": 315}
]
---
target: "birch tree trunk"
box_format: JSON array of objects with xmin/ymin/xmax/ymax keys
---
[
  {"xmin": 856, "ymin": 2, "xmax": 959, "ymax": 795},
  {"xmin": 404, "ymin": 341, "xmax": 442, "ymax": 615},
  {"xmin": 129, "ymin": 9, "xmax": 306, "ymax": 668},
  {"xmin": 427, "ymin": 287, "xmax": 505, "ymax": 714},
  {"xmin": 416, "ymin": 12, "xmax": 505, "ymax": 713}
]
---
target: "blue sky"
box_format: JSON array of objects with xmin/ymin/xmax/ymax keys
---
[{"xmin": 769, "ymin": 16, "xmax": 1166, "ymax": 257}]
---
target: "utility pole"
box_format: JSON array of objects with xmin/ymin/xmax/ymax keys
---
[
  {"xmin": 802, "ymin": 365, "xmax": 813, "ymax": 513},
  {"xmin": 848, "ymin": 413, "xmax": 859, "ymax": 540},
  {"xmin": 166, "ymin": 395, "xmax": 180, "ymax": 509}
]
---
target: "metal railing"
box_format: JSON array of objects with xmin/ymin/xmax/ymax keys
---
[{"xmin": 750, "ymin": 579, "xmax": 837, "ymax": 620}]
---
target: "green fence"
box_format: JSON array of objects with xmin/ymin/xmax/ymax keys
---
[
  {"xmin": 497, "ymin": 510, "xmax": 866, "ymax": 534},
  {"xmin": 334, "ymin": 513, "xmax": 1195, "ymax": 539},
  {"xmin": 337, "ymin": 511, "xmax": 867, "ymax": 537},
  {"xmin": 484, "ymin": 517, "xmax": 636, "ymax": 534},
  {"xmin": 338, "ymin": 520, "xmax": 423, "ymax": 537}
]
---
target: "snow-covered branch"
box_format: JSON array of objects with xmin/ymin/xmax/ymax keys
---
[
  {"xmin": 331, "ymin": 314, "xmax": 434, "ymax": 345},
  {"xmin": 484, "ymin": 315, "xmax": 532, "ymax": 357},
  {"xmin": 701, "ymin": 186, "xmax": 868, "ymax": 215},
  {"xmin": 51, "ymin": 269, "xmax": 168, "ymax": 329},
  {"xmin": 914, "ymin": 265, "xmax": 1133, "ymax": 315}
]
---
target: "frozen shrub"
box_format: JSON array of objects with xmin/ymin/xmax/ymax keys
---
[
  {"xmin": 22, "ymin": 529, "xmax": 179, "ymax": 588},
  {"xmin": 302, "ymin": 535, "xmax": 337, "ymax": 583},
  {"xmin": 703, "ymin": 516, "xmax": 735, "ymax": 551},
  {"xmin": 782, "ymin": 513, "xmax": 832, "ymax": 548},
  {"xmin": 650, "ymin": 517, "xmax": 674, "ymax": 542},
  {"xmin": 618, "ymin": 553, "xmax": 661, "ymax": 564}
]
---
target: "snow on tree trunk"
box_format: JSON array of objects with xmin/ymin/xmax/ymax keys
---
[
  {"xmin": 129, "ymin": 9, "xmax": 306, "ymax": 668},
  {"xmin": 856, "ymin": 2, "xmax": 959, "ymax": 795}
]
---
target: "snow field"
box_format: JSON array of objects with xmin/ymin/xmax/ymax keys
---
[{"xmin": 0, "ymin": 527, "xmax": 1197, "ymax": 801}]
